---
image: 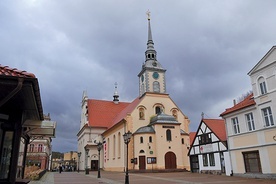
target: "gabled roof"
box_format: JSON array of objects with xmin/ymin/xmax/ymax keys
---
[
  {"xmin": 88, "ymin": 97, "xmax": 142, "ymax": 129},
  {"xmin": 111, "ymin": 97, "xmax": 141, "ymax": 127},
  {"xmin": 220, "ymin": 93, "xmax": 255, "ymax": 117},
  {"xmin": 202, "ymin": 119, "xmax": 226, "ymax": 141},
  {"xmin": 87, "ymin": 99, "xmax": 130, "ymax": 128},
  {"xmin": 248, "ymin": 45, "xmax": 276, "ymax": 76},
  {"xmin": 0, "ymin": 65, "xmax": 36, "ymax": 78},
  {"xmin": 189, "ymin": 132, "xmax": 196, "ymax": 145},
  {"xmin": 188, "ymin": 119, "xmax": 226, "ymax": 156}
]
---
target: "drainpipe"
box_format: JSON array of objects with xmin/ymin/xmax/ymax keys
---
[{"xmin": 0, "ymin": 78, "xmax": 24, "ymax": 108}]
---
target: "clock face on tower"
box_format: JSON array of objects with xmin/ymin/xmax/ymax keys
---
[{"xmin": 152, "ymin": 72, "xmax": 159, "ymax": 79}]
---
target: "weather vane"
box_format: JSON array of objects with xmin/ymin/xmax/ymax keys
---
[{"xmin": 146, "ymin": 9, "xmax": 151, "ymax": 20}]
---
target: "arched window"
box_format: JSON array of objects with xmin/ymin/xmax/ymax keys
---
[
  {"xmin": 141, "ymin": 83, "xmax": 145, "ymax": 94},
  {"xmin": 181, "ymin": 138, "xmax": 184, "ymax": 144},
  {"xmin": 139, "ymin": 150, "xmax": 145, "ymax": 153},
  {"xmin": 140, "ymin": 136, "xmax": 143, "ymax": 143},
  {"xmin": 149, "ymin": 136, "xmax": 152, "ymax": 143},
  {"xmin": 139, "ymin": 108, "xmax": 145, "ymax": 120},
  {"xmin": 172, "ymin": 110, "xmax": 178, "ymax": 120},
  {"xmin": 107, "ymin": 138, "xmax": 110, "ymax": 159},
  {"xmin": 166, "ymin": 129, "xmax": 172, "ymax": 141},
  {"xmin": 113, "ymin": 135, "xmax": 116, "ymax": 158},
  {"xmin": 153, "ymin": 81, "xmax": 160, "ymax": 92},
  {"xmin": 151, "ymin": 53, "xmax": 155, "ymax": 59},
  {"xmin": 118, "ymin": 132, "xmax": 121, "ymax": 157},
  {"xmin": 258, "ymin": 77, "xmax": 267, "ymax": 95},
  {"xmin": 38, "ymin": 144, "xmax": 43, "ymax": 152},
  {"xmin": 155, "ymin": 106, "xmax": 161, "ymax": 114},
  {"xmin": 29, "ymin": 144, "xmax": 34, "ymax": 152}
]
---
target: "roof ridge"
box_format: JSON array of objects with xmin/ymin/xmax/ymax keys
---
[{"xmin": 0, "ymin": 64, "xmax": 36, "ymax": 78}]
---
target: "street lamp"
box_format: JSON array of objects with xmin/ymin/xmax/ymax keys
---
[
  {"xmin": 85, "ymin": 148, "xmax": 89, "ymax": 174},
  {"xmin": 73, "ymin": 158, "xmax": 76, "ymax": 171},
  {"xmin": 77, "ymin": 152, "xmax": 81, "ymax": 173},
  {"xmin": 97, "ymin": 142, "xmax": 103, "ymax": 178},
  {"xmin": 123, "ymin": 131, "xmax": 132, "ymax": 184}
]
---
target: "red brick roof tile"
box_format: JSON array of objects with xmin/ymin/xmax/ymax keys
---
[
  {"xmin": 0, "ymin": 65, "xmax": 36, "ymax": 78},
  {"xmin": 202, "ymin": 119, "xmax": 226, "ymax": 141},
  {"xmin": 87, "ymin": 99, "xmax": 130, "ymax": 128},
  {"xmin": 220, "ymin": 93, "xmax": 255, "ymax": 116},
  {"xmin": 189, "ymin": 132, "xmax": 196, "ymax": 145}
]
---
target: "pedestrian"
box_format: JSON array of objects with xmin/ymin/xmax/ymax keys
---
[{"xmin": 59, "ymin": 163, "xmax": 62, "ymax": 173}]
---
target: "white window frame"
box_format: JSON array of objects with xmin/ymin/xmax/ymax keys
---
[
  {"xmin": 245, "ymin": 113, "xmax": 255, "ymax": 131},
  {"xmin": 231, "ymin": 117, "xmax": 240, "ymax": 134},
  {"xmin": 258, "ymin": 77, "xmax": 267, "ymax": 95},
  {"xmin": 262, "ymin": 107, "xmax": 274, "ymax": 127}
]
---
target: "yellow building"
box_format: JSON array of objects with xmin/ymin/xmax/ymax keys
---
[
  {"xmin": 77, "ymin": 15, "xmax": 190, "ymax": 172},
  {"xmin": 221, "ymin": 46, "xmax": 276, "ymax": 179}
]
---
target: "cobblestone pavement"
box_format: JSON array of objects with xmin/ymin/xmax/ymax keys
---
[{"xmin": 29, "ymin": 171, "xmax": 276, "ymax": 184}]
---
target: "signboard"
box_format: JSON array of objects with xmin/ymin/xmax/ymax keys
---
[
  {"xmin": 147, "ymin": 157, "xmax": 156, "ymax": 164},
  {"xmin": 199, "ymin": 144, "xmax": 213, "ymax": 153}
]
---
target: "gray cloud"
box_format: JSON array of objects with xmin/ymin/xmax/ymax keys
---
[{"xmin": 1, "ymin": 0, "xmax": 276, "ymax": 152}]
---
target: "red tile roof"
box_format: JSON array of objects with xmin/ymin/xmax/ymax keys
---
[
  {"xmin": 220, "ymin": 93, "xmax": 255, "ymax": 116},
  {"xmin": 189, "ymin": 132, "xmax": 196, "ymax": 145},
  {"xmin": 87, "ymin": 99, "xmax": 130, "ymax": 128},
  {"xmin": 203, "ymin": 119, "xmax": 226, "ymax": 141},
  {"xmin": 0, "ymin": 65, "xmax": 36, "ymax": 78},
  {"xmin": 87, "ymin": 97, "xmax": 143, "ymax": 129}
]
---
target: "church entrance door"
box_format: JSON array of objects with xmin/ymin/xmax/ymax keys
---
[
  {"xmin": 91, "ymin": 160, "xmax": 98, "ymax": 171},
  {"xmin": 165, "ymin": 152, "xmax": 176, "ymax": 169}
]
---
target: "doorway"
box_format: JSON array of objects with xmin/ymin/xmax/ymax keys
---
[
  {"xmin": 190, "ymin": 155, "xmax": 199, "ymax": 173},
  {"xmin": 165, "ymin": 152, "xmax": 176, "ymax": 169},
  {"xmin": 91, "ymin": 160, "xmax": 98, "ymax": 171},
  {"xmin": 139, "ymin": 156, "xmax": 146, "ymax": 170}
]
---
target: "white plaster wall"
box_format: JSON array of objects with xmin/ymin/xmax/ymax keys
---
[{"xmin": 224, "ymin": 152, "xmax": 232, "ymax": 176}]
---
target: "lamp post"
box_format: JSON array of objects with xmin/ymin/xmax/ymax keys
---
[
  {"xmin": 77, "ymin": 152, "xmax": 81, "ymax": 173},
  {"xmin": 97, "ymin": 142, "xmax": 103, "ymax": 178},
  {"xmin": 123, "ymin": 131, "xmax": 132, "ymax": 184},
  {"xmin": 85, "ymin": 148, "xmax": 89, "ymax": 174},
  {"xmin": 73, "ymin": 158, "xmax": 76, "ymax": 171}
]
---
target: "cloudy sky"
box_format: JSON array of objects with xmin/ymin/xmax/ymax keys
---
[{"xmin": 1, "ymin": 0, "xmax": 276, "ymax": 153}]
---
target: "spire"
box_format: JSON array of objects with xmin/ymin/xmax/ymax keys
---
[
  {"xmin": 145, "ymin": 10, "xmax": 157, "ymax": 62},
  {"xmin": 146, "ymin": 10, "xmax": 154, "ymax": 51},
  {"xmin": 113, "ymin": 82, "xmax": 119, "ymax": 104}
]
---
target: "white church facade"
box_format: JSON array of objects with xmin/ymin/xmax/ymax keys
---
[{"xmin": 77, "ymin": 15, "xmax": 191, "ymax": 172}]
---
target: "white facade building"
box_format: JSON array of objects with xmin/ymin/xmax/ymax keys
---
[{"xmin": 221, "ymin": 46, "xmax": 276, "ymax": 179}]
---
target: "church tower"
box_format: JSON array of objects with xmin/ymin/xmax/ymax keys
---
[{"xmin": 138, "ymin": 11, "xmax": 167, "ymax": 97}]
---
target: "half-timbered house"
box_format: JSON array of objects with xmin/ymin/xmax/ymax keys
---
[{"xmin": 188, "ymin": 118, "xmax": 232, "ymax": 175}]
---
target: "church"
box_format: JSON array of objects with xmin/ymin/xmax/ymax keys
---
[{"xmin": 77, "ymin": 14, "xmax": 191, "ymax": 172}]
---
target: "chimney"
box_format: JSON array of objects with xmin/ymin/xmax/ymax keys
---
[{"xmin": 233, "ymin": 99, "xmax": 236, "ymax": 106}]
